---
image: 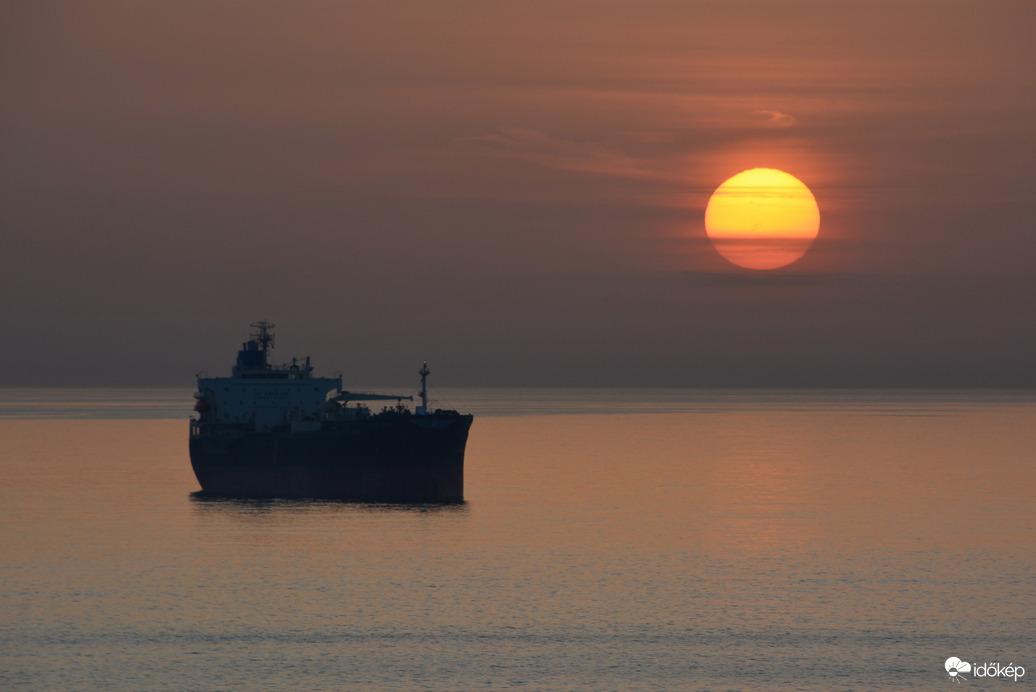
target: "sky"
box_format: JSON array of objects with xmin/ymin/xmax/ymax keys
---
[{"xmin": 3, "ymin": 0, "xmax": 1035, "ymax": 387}]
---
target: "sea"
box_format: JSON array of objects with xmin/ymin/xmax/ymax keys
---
[{"xmin": 0, "ymin": 388, "xmax": 1032, "ymax": 691}]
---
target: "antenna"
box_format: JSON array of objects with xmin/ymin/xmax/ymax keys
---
[
  {"xmin": 250, "ymin": 320, "xmax": 275, "ymax": 351},
  {"xmin": 419, "ymin": 362, "xmax": 430, "ymax": 415}
]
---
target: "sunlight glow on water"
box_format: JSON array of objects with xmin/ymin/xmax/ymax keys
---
[{"xmin": 0, "ymin": 390, "xmax": 1033, "ymax": 690}]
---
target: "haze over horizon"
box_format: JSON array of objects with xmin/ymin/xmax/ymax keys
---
[{"xmin": 4, "ymin": 1, "xmax": 1034, "ymax": 388}]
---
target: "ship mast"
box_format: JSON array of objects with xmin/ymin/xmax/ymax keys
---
[
  {"xmin": 234, "ymin": 320, "xmax": 277, "ymax": 375},
  {"xmin": 250, "ymin": 320, "xmax": 275, "ymax": 353},
  {"xmin": 418, "ymin": 362, "xmax": 430, "ymax": 415}
]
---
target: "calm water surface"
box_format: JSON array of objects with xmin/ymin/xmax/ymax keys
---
[{"xmin": 0, "ymin": 389, "xmax": 1033, "ymax": 690}]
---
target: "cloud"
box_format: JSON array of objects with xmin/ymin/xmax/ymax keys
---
[
  {"xmin": 454, "ymin": 127, "xmax": 671, "ymax": 182},
  {"xmin": 754, "ymin": 110, "xmax": 797, "ymax": 129}
]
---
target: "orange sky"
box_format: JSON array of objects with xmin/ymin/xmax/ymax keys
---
[{"xmin": 2, "ymin": 1, "xmax": 1035, "ymax": 386}]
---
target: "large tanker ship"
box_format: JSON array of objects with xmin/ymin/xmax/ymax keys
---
[{"xmin": 189, "ymin": 322, "xmax": 472, "ymax": 501}]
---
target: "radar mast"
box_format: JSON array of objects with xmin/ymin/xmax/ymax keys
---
[{"xmin": 250, "ymin": 321, "xmax": 275, "ymax": 352}]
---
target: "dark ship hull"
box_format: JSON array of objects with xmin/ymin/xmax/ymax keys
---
[{"xmin": 189, "ymin": 413, "xmax": 472, "ymax": 502}]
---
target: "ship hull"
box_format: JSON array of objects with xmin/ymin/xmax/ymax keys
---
[{"xmin": 189, "ymin": 414, "xmax": 472, "ymax": 502}]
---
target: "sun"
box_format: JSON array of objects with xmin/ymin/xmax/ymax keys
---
[{"xmin": 704, "ymin": 168, "xmax": 820, "ymax": 270}]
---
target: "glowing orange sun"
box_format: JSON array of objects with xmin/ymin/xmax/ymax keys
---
[{"xmin": 704, "ymin": 168, "xmax": 820, "ymax": 270}]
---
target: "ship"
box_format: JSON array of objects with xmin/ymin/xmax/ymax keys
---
[{"xmin": 189, "ymin": 321, "xmax": 472, "ymax": 502}]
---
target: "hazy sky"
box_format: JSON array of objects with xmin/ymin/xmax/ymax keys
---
[{"xmin": 3, "ymin": 0, "xmax": 1034, "ymax": 387}]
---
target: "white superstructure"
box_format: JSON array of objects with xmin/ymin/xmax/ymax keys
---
[
  {"xmin": 193, "ymin": 321, "xmax": 419, "ymax": 433},
  {"xmin": 194, "ymin": 321, "xmax": 341, "ymax": 431}
]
